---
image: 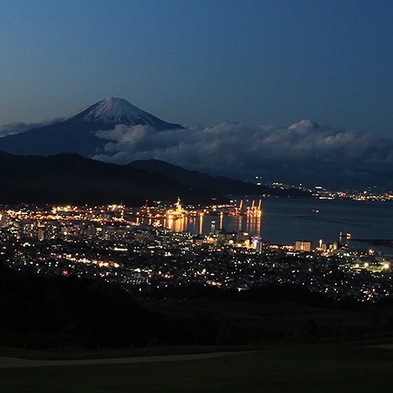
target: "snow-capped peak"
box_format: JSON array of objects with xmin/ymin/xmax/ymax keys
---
[
  {"xmin": 82, "ymin": 97, "xmax": 147, "ymax": 123},
  {"xmin": 288, "ymin": 119, "xmax": 320, "ymax": 130},
  {"xmin": 75, "ymin": 97, "xmax": 183, "ymax": 130}
]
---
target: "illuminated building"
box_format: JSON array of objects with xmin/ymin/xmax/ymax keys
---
[
  {"xmin": 37, "ymin": 222, "xmax": 46, "ymax": 241},
  {"xmin": 295, "ymin": 240, "xmax": 312, "ymax": 252},
  {"xmin": 166, "ymin": 198, "xmax": 187, "ymax": 220}
]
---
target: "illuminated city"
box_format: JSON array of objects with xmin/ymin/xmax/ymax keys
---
[{"xmin": 1, "ymin": 198, "xmax": 392, "ymax": 304}]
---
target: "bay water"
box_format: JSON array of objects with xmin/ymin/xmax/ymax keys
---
[
  {"xmin": 192, "ymin": 198, "xmax": 393, "ymax": 250},
  {"xmin": 136, "ymin": 199, "xmax": 393, "ymax": 251}
]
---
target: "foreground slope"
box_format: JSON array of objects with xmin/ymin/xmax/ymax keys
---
[{"xmin": 1, "ymin": 345, "xmax": 392, "ymax": 393}]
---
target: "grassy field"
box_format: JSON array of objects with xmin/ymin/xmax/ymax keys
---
[{"xmin": 1, "ymin": 344, "xmax": 393, "ymax": 392}]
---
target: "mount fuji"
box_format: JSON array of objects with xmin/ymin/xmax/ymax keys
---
[{"xmin": 0, "ymin": 97, "xmax": 183, "ymax": 157}]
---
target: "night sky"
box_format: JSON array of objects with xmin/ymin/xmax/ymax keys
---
[{"xmin": 1, "ymin": 0, "xmax": 393, "ymax": 134}]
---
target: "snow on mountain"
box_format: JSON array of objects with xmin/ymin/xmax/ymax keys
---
[
  {"xmin": 0, "ymin": 97, "xmax": 183, "ymax": 156},
  {"xmin": 288, "ymin": 119, "xmax": 320, "ymax": 130},
  {"xmin": 74, "ymin": 97, "xmax": 183, "ymax": 130},
  {"xmin": 81, "ymin": 97, "xmax": 152, "ymax": 123}
]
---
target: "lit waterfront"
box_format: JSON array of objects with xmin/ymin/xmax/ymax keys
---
[
  {"xmin": 132, "ymin": 197, "xmax": 393, "ymax": 252},
  {"xmin": 133, "ymin": 213, "xmax": 262, "ymax": 239},
  {"xmin": 2, "ymin": 198, "xmax": 392, "ymax": 251},
  {"xmin": 1, "ymin": 201, "xmax": 393, "ymax": 303}
]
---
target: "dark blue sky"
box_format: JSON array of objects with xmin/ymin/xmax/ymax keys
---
[{"xmin": 1, "ymin": 0, "xmax": 393, "ymax": 134}]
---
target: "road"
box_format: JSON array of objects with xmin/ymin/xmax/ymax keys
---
[{"xmin": 0, "ymin": 351, "xmax": 249, "ymax": 368}]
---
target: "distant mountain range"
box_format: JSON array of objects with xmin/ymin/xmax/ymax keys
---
[
  {"xmin": 1, "ymin": 96, "xmax": 391, "ymax": 190},
  {"xmin": 0, "ymin": 152, "xmax": 309, "ymax": 205},
  {"xmin": 0, "ymin": 97, "xmax": 183, "ymax": 157}
]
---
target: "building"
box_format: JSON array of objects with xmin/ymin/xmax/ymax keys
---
[{"xmin": 295, "ymin": 240, "xmax": 312, "ymax": 252}]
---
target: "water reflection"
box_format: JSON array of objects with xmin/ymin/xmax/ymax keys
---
[
  {"xmin": 133, "ymin": 214, "xmax": 263, "ymax": 238},
  {"xmin": 165, "ymin": 216, "xmax": 189, "ymax": 233}
]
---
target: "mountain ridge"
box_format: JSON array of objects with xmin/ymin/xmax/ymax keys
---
[
  {"xmin": 129, "ymin": 159, "xmax": 310, "ymax": 198},
  {"xmin": 0, "ymin": 152, "xmax": 310, "ymax": 205},
  {"xmin": 0, "ymin": 151, "xmax": 205, "ymax": 205}
]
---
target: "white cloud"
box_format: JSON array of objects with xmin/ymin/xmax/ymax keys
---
[{"xmin": 92, "ymin": 120, "xmax": 393, "ymax": 181}]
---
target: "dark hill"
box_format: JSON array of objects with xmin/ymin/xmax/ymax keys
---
[
  {"xmin": 0, "ymin": 152, "xmax": 219, "ymax": 205},
  {"xmin": 129, "ymin": 159, "xmax": 310, "ymax": 198},
  {"xmin": 0, "ymin": 152, "xmax": 310, "ymax": 206}
]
